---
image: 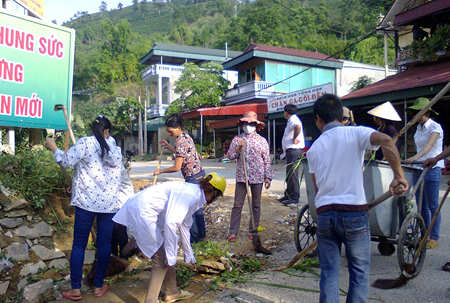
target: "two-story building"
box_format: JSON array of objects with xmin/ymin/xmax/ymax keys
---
[
  {"xmin": 137, "ymin": 42, "xmax": 240, "ymax": 153},
  {"xmin": 342, "ymin": 0, "xmax": 450, "ymax": 158}
]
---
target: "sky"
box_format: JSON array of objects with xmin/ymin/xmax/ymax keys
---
[{"xmin": 9, "ymin": 0, "xmax": 128, "ymax": 25}]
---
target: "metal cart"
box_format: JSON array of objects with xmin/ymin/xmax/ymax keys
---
[{"xmin": 294, "ymin": 160, "xmax": 427, "ymax": 276}]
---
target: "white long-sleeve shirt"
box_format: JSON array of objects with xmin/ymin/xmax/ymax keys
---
[
  {"xmin": 54, "ymin": 136, "xmax": 123, "ymax": 213},
  {"xmin": 112, "ymin": 181, "xmax": 206, "ymax": 266}
]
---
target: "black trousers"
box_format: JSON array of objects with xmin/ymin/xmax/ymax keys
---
[
  {"xmin": 284, "ymin": 149, "xmax": 303, "ymax": 202},
  {"xmin": 111, "ymin": 223, "xmax": 129, "ymax": 258}
]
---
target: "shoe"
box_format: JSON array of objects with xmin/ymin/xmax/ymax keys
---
[
  {"xmin": 228, "ymin": 235, "xmax": 236, "ymax": 242},
  {"xmin": 166, "ymin": 290, "xmax": 194, "ymax": 303},
  {"xmin": 442, "ymin": 262, "xmax": 450, "ymax": 272},
  {"xmin": 93, "ymin": 285, "xmax": 108, "ymax": 297},
  {"xmin": 62, "ymin": 291, "xmax": 82, "ymax": 301},
  {"xmin": 282, "ymin": 199, "xmax": 298, "ymax": 206},
  {"xmin": 277, "ymin": 196, "xmax": 289, "ymax": 203},
  {"xmin": 426, "ymin": 239, "xmax": 439, "ymax": 249}
]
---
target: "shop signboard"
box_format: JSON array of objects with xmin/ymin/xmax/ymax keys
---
[
  {"xmin": 266, "ymin": 83, "xmax": 334, "ymax": 113},
  {"xmin": 0, "ymin": 10, "xmax": 75, "ymax": 130}
]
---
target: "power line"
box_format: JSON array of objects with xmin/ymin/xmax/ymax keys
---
[{"xmin": 255, "ymin": 0, "xmax": 378, "ymax": 92}]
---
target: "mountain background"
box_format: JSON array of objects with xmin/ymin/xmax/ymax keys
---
[{"xmin": 66, "ymin": 0, "xmax": 395, "ymax": 104}]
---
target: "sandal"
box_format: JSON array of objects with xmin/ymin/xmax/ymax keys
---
[
  {"xmin": 228, "ymin": 235, "xmax": 236, "ymax": 242},
  {"xmin": 165, "ymin": 290, "xmax": 193, "ymax": 303},
  {"xmin": 62, "ymin": 291, "xmax": 82, "ymax": 301},
  {"xmin": 442, "ymin": 262, "xmax": 450, "ymax": 272},
  {"xmin": 426, "ymin": 240, "xmax": 439, "ymax": 249},
  {"xmin": 93, "ymin": 285, "xmax": 108, "ymax": 297}
]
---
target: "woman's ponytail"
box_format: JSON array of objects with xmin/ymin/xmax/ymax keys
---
[{"xmin": 91, "ymin": 116, "xmax": 112, "ymax": 159}]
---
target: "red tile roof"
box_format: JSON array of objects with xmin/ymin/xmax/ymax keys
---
[
  {"xmin": 342, "ymin": 61, "xmax": 450, "ymax": 100},
  {"xmin": 243, "ymin": 43, "xmax": 341, "ymax": 63}
]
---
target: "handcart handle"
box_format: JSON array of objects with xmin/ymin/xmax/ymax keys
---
[{"xmin": 368, "ymin": 185, "xmax": 405, "ymax": 210}]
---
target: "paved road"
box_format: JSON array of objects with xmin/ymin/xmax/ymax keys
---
[{"xmin": 130, "ymin": 159, "xmax": 450, "ymax": 303}]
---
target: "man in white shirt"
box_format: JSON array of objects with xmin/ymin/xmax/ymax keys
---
[
  {"xmin": 307, "ymin": 94, "xmax": 408, "ymax": 303},
  {"xmin": 278, "ymin": 104, "xmax": 305, "ymax": 205}
]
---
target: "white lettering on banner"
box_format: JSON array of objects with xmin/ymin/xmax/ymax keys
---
[
  {"xmin": 0, "ymin": 94, "xmax": 12, "ymax": 116},
  {"xmin": 14, "ymin": 93, "xmax": 43, "ymax": 118},
  {"xmin": 266, "ymin": 83, "xmax": 334, "ymax": 113}
]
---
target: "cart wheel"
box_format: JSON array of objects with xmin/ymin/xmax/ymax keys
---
[
  {"xmin": 378, "ymin": 240, "xmax": 395, "ymax": 256},
  {"xmin": 397, "ymin": 213, "xmax": 426, "ymax": 275},
  {"xmin": 294, "ymin": 204, "xmax": 318, "ymax": 256}
]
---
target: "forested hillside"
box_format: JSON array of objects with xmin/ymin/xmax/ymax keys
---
[{"xmin": 66, "ymin": 0, "xmax": 395, "ymax": 97}]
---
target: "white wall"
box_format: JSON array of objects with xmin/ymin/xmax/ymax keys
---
[{"xmin": 336, "ymin": 60, "xmax": 397, "ymax": 97}]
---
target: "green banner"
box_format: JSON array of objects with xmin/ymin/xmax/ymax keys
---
[{"xmin": 0, "ymin": 10, "xmax": 75, "ymax": 130}]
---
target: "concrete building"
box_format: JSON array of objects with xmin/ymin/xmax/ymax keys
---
[{"xmin": 137, "ymin": 42, "xmax": 241, "ymax": 154}]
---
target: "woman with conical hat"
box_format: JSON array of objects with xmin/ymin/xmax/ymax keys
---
[
  {"xmin": 367, "ymin": 101, "xmax": 401, "ymax": 160},
  {"xmin": 406, "ymin": 97, "xmax": 444, "ymax": 250}
]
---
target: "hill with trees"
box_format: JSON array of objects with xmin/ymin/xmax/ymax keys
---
[{"xmin": 66, "ymin": 0, "xmax": 395, "ymax": 119}]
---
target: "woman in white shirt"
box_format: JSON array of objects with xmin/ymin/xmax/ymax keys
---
[
  {"xmin": 45, "ymin": 116, "xmax": 123, "ymax": 300},
  {"xmin": 406, "ymin": 97, "xmax": 444, "ymax": 249},
  {"xmin": 113, "ymin": 172, "xmax": 226, "ymax": 303}
]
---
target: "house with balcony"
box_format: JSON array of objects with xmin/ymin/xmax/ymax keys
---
[
  {"xmin": 342, "ymin": 0, "xmax": 450, "ymax": 158},
  {"xmin": 138, "ymin": 42, "xmax": 240, "ymax": 153}
]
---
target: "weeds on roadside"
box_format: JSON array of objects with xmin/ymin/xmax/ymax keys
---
[
  {"xmin": 0, "ymin": 149, "xmax": 68, "ymax": 208},
  {"xmin": 292, "ymin": 257, "xmax": 319, "ymax": 272}
]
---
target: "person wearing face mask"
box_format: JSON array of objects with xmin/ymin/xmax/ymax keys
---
[
  {"xmin": 226, "ymin": 111, "xmax": 274, "ymax": 242},
  {"xmin": 113, "ymin": 173, "xmax": 226, "ymax": 303}
]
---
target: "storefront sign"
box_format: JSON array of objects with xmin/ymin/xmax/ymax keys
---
[
  {"xmin": 0, "ymin": 10, "xmax": 75, "ymax": 129},
  {"xmin": 266, "ymin": 83, "xmax": 333, "ymax": 113},
  {"xmin": 14, "ymin": 0, "xmax": 44, "ymax": 20}
]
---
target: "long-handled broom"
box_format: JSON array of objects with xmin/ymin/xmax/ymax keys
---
[
  {"xmin": 241, "ymin": 149, "xmax": 271, "ymax": 255},
  {"xmin": 372, "ymin": 183, "xmax": 450, "ymax": 289}
]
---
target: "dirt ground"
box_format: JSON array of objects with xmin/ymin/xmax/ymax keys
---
[{"xmin": 52, "ymin": 179, "xmax": 299, "ymax": 303}]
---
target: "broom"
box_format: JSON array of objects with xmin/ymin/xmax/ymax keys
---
[
  {"xmin": 242, "ymin": 149, "xmax": 271, "ymax": 255},
  {"xmin": 372, "ymin": 183, "xmax": 450, "ymax": 289}
]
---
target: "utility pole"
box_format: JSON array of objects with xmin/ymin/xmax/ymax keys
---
[
  {"xmin": 138, "ymin": 89, "xmax": 143, "ymax": 155},
  {"xmin": 144, "ymin": 85, "xmax": 148, "ymax": 154}
]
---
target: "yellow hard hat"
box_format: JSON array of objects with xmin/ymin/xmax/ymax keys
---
[{"xmin": 206, "ymin": 172, "xmax": 226, "ymax": 195}]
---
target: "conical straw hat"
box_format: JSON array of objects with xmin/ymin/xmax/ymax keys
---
[{"xmin": 367, "ymin": 101, "xmax": 401, "ymax": 121}]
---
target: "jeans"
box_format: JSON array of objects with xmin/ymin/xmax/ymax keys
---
[
  {"xmin": 71, "ymin": 207, "xmax": 115, "ymax": 289},
  {"xmin": 284, "ymin": 149, "xmax": 303, "ymax": 202},
  {"xmin": 413, "ymin": 167, "xmax": 442, "ymax": 240},
  {"xmin": 316, "ymin": 211, "xmax": 370, "ymax": 303},
  {"xmin": 185, "ymin": 170, "xmax": 206, "ymax": 243}
]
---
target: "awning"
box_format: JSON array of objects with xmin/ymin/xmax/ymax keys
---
[
  {"xmin": 208, "ymin": 113, "xmax": 266, "ymax": 129},
  {"xmin": 393, "ymin": 0, "xmax": 450, "ymax": 27},
  {"xmin": 341, "ymin": 61, "xmax": 450, "ymax": 106},
  {"xmin": 182, "ymin": 103, "xmax": 268, "ymax": 120}
]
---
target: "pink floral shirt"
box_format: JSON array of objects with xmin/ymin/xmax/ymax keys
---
[{"xmin": 227, "ymin": 133, "xmax": 274, "ymax": 184}]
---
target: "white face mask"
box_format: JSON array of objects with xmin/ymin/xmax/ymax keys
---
[{"xmin": 243, "ymin": 125, "xmax": 256, "ymax": 134}]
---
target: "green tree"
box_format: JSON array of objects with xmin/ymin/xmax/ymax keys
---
[
  {"xmin": 350, "ymin": 75, "xmax": 374, "ymax": 92},
  {"xmin": 166, "ymin": 62, "xmax": 230, "ymax": 116},
  {"xmin": 99, "ymin": 1, "xmax": 107, "ymax": 15},
  {"xmin": 154, "ymin": 2, "xmax": 164, "ymax": 16},
  {"xmin": 141, "ymin": 0, "xmax": 148, "ymax": 18},
  {"xmin": 118, "ymin": 3, "xmax": 123, "ymax": 10},
  {"xmin": 132, "ymin": 0, "xmax": 139, "ymax": 12},
  {"xmin": 111, "ymin": 97, "xmax": 144, "ymax": 141}
]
